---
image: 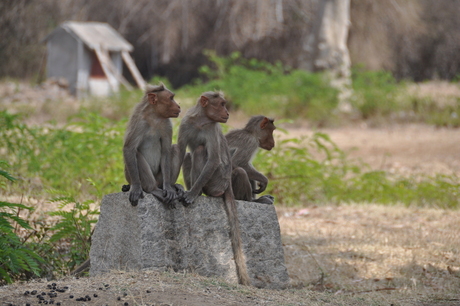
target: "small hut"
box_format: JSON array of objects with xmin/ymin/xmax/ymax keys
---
[{"xmin": 44, "ymin": 21, "xmax": 145, "ymax": 97}]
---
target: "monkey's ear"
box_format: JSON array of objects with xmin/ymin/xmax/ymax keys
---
[
  {"xmin": 260, "ymin": 117, "xmax": 270, "ymax": 129},
  {"xmin": 200, "ymin": 96, "xmax": 209, "ymax": 107},
  {"xmin": 148, "ymin": 93, "xmax": 158, "ymax": 105}
]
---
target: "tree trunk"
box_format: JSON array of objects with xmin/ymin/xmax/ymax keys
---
[
  {"xmin": 299, "ymin": 0, "xmax": 352, "ymax": 111},
  {"xmin": 300, "ymin": 0, "xmax": 351, "ymax": 75}
]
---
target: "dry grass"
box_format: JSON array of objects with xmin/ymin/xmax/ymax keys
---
[
  {"xmin": 280, "ymin": 205, "xmax": 460, "ymax": 299},
  {"xmin": 286, "ymin": 123, "xmax": 460, "ymax": 177},
  {"xmin": 407, "ymin": 81, "xmax": 460, "ymax": 108},
  {"xmin": 1, "ymin": 204, "xmax": 459, "ymax": 305}
]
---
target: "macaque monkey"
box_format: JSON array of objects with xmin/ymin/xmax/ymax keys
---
[
  {"xmin": 176, "ymin": 91, "xmax": 250, "ymax": 286},
  {"xmin": 122, "ymin": 83, "xmax": 181, "ymax": 207},
  {"xmin": 225, "ymin": 116, "xmax": 276, "ymax": 204}
]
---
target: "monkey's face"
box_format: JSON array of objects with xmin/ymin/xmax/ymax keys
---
[
  {"xmin": 156, "ymin": 90, "xmax": 181, "ymax": 118},
  {"xmin": 260, "ymin": 134, "xmax": 275, "ymax": 151},
  {"xmin": 205, "ymin": 97, "xmax": 229, "ymax": 123},
  {"xmin": 259, "ymin": 123, "xmax": 276, "ymax": 150}
]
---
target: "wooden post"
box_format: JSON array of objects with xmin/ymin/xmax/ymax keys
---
[
  {"xmin": 122, "ymin": 51, "xmax": 146, "ymax": 90},
  {"xmin": 94, "ymin": 46, "xmax": 133, "ymax": 91}
]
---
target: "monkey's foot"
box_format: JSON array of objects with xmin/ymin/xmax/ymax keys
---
[
  {"xmin": 181, "ymin": 190, "xmax": 200, "ymax": 207},
  {"xmin": 122, "ymin": 184, "xmax": 130, "ymax": 192},
  {"xmin": 150, "ymin": 190, "xmax": 177, "ymax": 209},
  {"xmin": 167, "ymin": 200, "xmax": 178, "ymax": 209},
  {"xmin": 129, "ymin": 187, "xmax": 144, "ymax": 206},
  {"xmin": 254, "ymin": 195, "xmax": 275, "ymax": 205},
  {"xmin": 180, "ymin": 197, "xmax": 192, "ymax": 207},
  {"xmin": 174, "ymin": 184, "xmax": 185, "ymax": 198}
]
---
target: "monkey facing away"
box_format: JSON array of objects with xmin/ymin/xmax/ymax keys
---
[
  {"xmin": 176, "ymin": 91, "xmax": 251, "ymax": 286},
  {"xmin": 122, "ymin": 83, "xmax": 181, "ymax": 207},
  {"xmin": 225, "ymin": 116, "xmax": 276, "ymax": 204}
]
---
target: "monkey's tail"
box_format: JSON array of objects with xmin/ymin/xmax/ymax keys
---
[{"xmin": 223, "ymin": 187, "xmax": 251, "ymax": 286}]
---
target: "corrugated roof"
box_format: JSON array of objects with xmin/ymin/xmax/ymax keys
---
[{"xmin": 50, "ymin": 21, "xmax": 133, "ymax": 52}]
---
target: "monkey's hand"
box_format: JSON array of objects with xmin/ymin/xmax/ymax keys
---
[
  {"xmin": 182, "ymin": 190, "xmax": 198, "ymax": 207},
  {"xmin": 162, "ymin": 186, "xmax": 177, "ymax": 205},
  {"xmin": 129, "ymin": 185, "xmax": 144, "ymax": 206},
  {"xmin": 254, "ymin": 181, "xmax": 267, "ymax": 194}
]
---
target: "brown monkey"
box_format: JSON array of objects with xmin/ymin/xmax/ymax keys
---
[
  {"xmin": 177, "ymin": 92, "xmax": 251, "ymax": 286},
  {"xmin": 225, "ymin": 116, "xmax": 276, "ymax": 204},
  {"xmin": 122, "ymin": 83, "xmax": 181, "ymax": 207}
]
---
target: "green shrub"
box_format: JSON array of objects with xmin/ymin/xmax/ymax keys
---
[
  {"xmin": 0, "ymin": 110, "xmax": 126, "ymax": 199},
  {"xmin": 351, "ymin": 66, "xmax": 404, "ymax": 119},
  {"xmin": 2, "ymin": 109, "xmax": 459, "ymax": 209},
  {"xmin": 178, "ymin": 51, "xmax": 339, "ymax": 126},
  {"xmin": 47, "ymin": 194, "xmax": 99, "ymax": 272},
  {"xmin": 255, "ymin": 132, "xmax": 460, "ymax": 208},
  {"xmin": 0, "ymin": 161, "xmax": 43, "ymax": 284}
]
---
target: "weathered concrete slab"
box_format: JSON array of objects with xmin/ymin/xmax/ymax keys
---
[{"xmin": 90, "ymin": 192, "xmax": 289, "ymax": 289}]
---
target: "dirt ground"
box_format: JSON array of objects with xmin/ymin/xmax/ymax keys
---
[
  {"xmin": 1, "ymin": 203, "xmax": 459, "ymax": 306},
  {"xmin": 287, "ymin": 123, "xmax": 460, "ymax": 176},
  {"xmin": 1, "ymin": 82, "xmax": 460, "ymax": 305}
]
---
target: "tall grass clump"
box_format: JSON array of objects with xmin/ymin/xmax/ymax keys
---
[{"xmin": 179, "ymin": 51, "xmax": 339, "ymax": 126}]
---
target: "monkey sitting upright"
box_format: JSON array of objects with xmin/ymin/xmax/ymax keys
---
[
  {"xmin": 225, "ymin": 116, "xmax": 276, "ymax": 204},
  {"xmin": 122, "ymin": 83, "xmax": 181, "ymax": 207},
  {"xmin": 176, "ymin": 91, "xmax": 251, "ymax": 286}
]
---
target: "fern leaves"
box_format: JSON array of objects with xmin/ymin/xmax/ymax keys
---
[{"xmin": 0, "ymin": 161, "xmax": 44, "ymax": 284}]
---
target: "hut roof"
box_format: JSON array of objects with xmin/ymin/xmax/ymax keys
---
[{"xmin": 46, "ymin": 21, "xmax": 133, "ymax": 52}]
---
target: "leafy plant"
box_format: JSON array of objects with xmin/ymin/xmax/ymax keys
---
[
  {"xmin": 179, "ymin": 51, "xmax": 339, "ymax": 126},
  {"xmin": 47, "ymin": 194, "xmax": 99, "ymax": 272},
  {"xmin": 254, "ymin": 131, "xmax": 360, "ymax": 206},
  {"xmin": 0, "ymin": 160, "xmax": 43, "ymax": 284},
  {"xmin": 351, "ymin": 66, "xmax": 404, "ymax": 120},
  {"xmin": 0, "ymin": 110, "xmax": 126, "ymax": 199},
  {"xmin": 255, "ymin": 132, "xmax": 460, "ymax": 208}
]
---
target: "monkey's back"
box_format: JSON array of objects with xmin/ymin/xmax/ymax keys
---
[{"xmin": 225, "ymin": 129, "xmax": 259, "ymax": 168}]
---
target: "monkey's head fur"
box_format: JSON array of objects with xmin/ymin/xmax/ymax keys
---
[
  {"xmin": 186, "ymin": 91, "xmax": 229, "ymax": 124},
  {"xmin": 141, "ymin": 83, "xmax": 167, "ymax": 104},
  {"xmin": 245, "ymin": 115, "xmax": 275, "ymax": 132},
  {"xmin": 197, "ymin": 91, "xmax": 225, "ymax": 102}
]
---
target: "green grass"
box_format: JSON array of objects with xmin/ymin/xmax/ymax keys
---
[
  {"xmin": 176, "ymin": 53, "xmax": 460, "ymax": 128},
  {"xmin": 177, "ymin": 51, "xmax": 340, "ymax": 126},
  {"xmin": 1, "ymin": 110, "xmax": 126, "ymax": 200},
  {"xmin": 254, "ymin": 131, "xmax": 460, "ymax": 208},
  {"xmin": 1, "ymin": 109, "xmax": 459, "ymax": 209}
]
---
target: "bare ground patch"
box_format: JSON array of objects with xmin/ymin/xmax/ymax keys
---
[
  {"xmin": 280, "ymin": 205, "xmax": 460, "ymax": 299},
  {"xmin": 286, "ymin": 124, "xmax": 460, "ymax": 176},
  {"xmin": 1, "ymin": 204, "xmax": 459, "ymax": 305}
]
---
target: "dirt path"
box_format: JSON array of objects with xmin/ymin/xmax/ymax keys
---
[{"xmin": 286, "ymin": 124, "xmax": 460, "ymax": 176}]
